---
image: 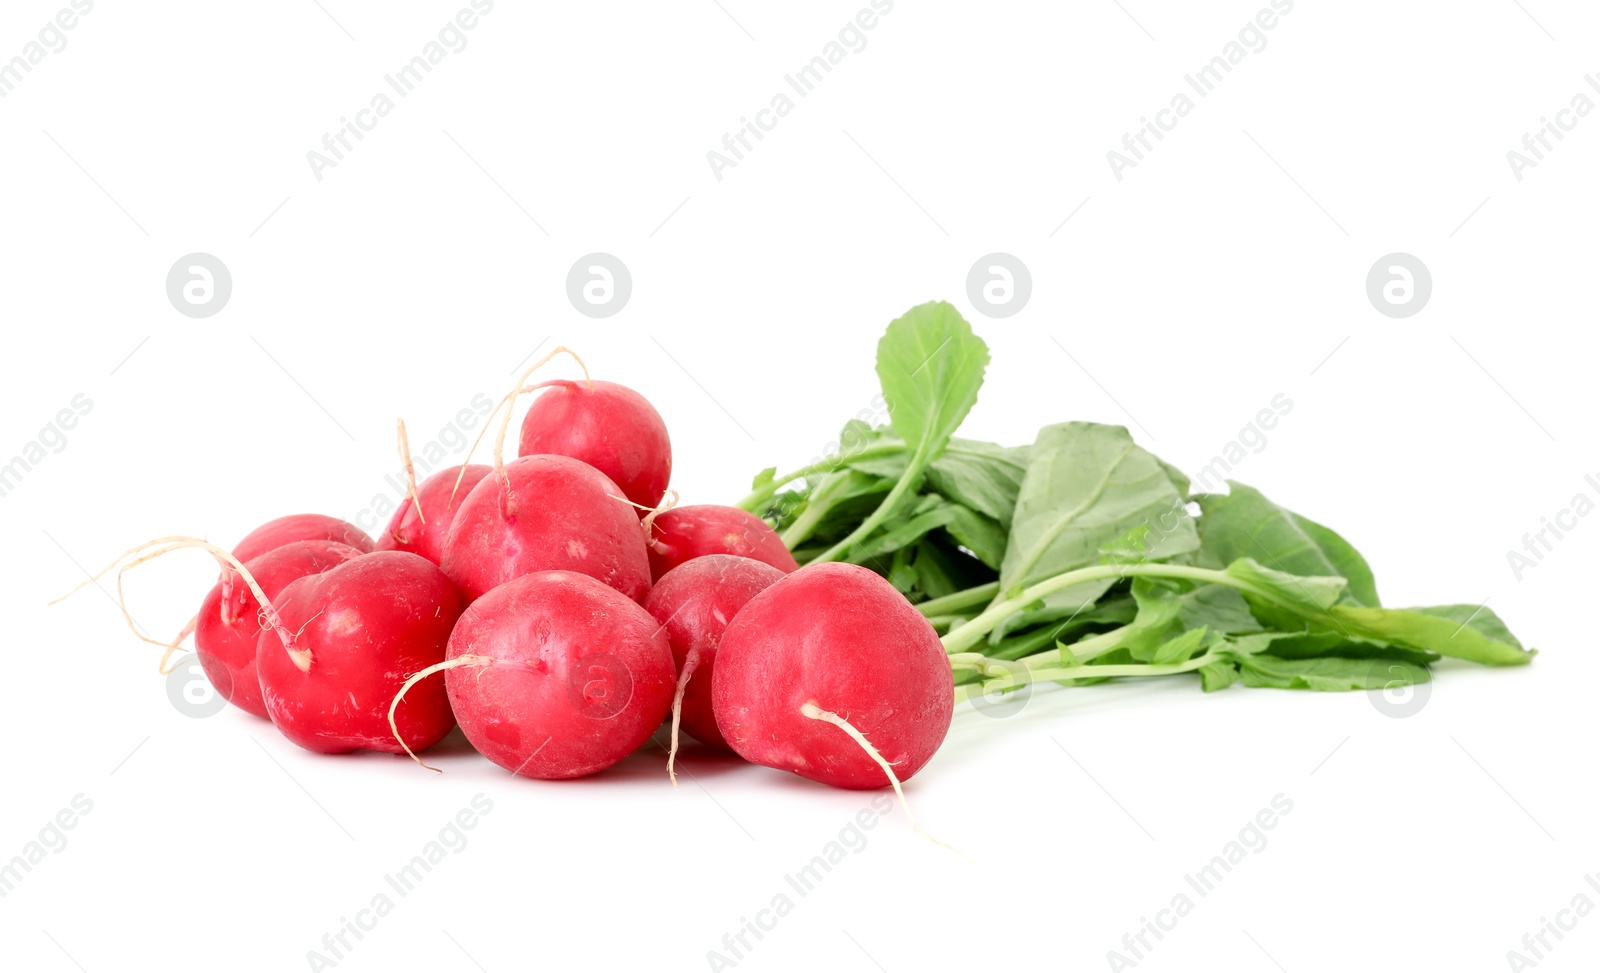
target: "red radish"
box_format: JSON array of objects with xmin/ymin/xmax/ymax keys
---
[
  {"xmin": 391, "ymin": 570, "xmax": 675, "ymax": 779},
  {"xmin": 518, "ymin": 379, "xmax": 672, "ymax": 513},
  {"xmin": 643, "ymin": 555, "xmax": 785, "ymax": 767},
  {"xmin": 375, "ymin": 418, "xmax": 490, "ymax": 564},
  {"xmin": 162, "ymin": 513, "xmax": 375, "ymax": 659},
  {"xmin": 646, "ymin": 504, "xmax": 799, "ymax": 581},
  {"xmin": 194, "ymin": 539, "xmax": 364, "ymax": 718},
  {"xmin": 439, "ymin": 454, "xmax": 651, "ymax": 603},
  {"xmin": 232, "ymin": 513, "xmax": 373, "ymax": 564},
  {"xmin": 438, "ymin": 347, "xmax": 652, "ymax": 603},
  {"xmin": 256, "ymin": 551, "xmax": 462, "ymax": 755},
  {"xmin": 712, "ymin": 562, "xmax": 954, "ymax": 790},
  {"xmin": 376, "ymin": 464, "xmax": 492, "ymax": 564}
]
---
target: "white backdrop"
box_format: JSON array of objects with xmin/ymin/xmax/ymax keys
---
[{"xmin": 2, "ymin": 2, "xmax": 1595, "ymax": 971}]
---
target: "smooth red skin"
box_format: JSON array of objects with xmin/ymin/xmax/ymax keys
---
[
  {"xmin": 232, "ymin": 513, "xmax": 373, "ymax": 564},
  {"xmin": 445, "ymin": 570, "xmax": 675, "ymax": 779},
  {"xmin": 647, "ymin": 505, "xmax": 799, "ymax": 581},
  {"xmin": 375, "ymin": 464, "xmax": 493, "ymax": 564},
  {"xmin": 194, "ymin": 540, "xmax": 365, "ymax": 719},
  {"xmin": 517, "ymin": 380, "xmax": 672, "ymax": 514},
  {"xmin": 438, "ymin": 454, "xmax": 651, "ymax": 604},
  {"xmin": 642, "ymin": 555, "xmax": 786, "ymax": 751},
  {"xmin": 711, "ymin": 562, "xmax": 954, "ymax": 790},
  {"xmin": 256, "ymin": 552, "xmax": 462, "ymax": 755}
]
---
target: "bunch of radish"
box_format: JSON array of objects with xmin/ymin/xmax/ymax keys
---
[
  {"xmin": 63, "ymin": 347, "xmax": 945, "ymax": 806},
  {"xmin": 60, "ymin": 305, "xmax": 1536, "ymax": 815}
]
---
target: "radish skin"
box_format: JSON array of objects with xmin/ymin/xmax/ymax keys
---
[
  {"xmin": 645, "ymin": 504, "xmax": 798, "ymax": 581},
  {"xmin": 194, "ymin": 539, "xmax": 364, "ymax": 718},
  {"xmin": 256, "ymin": 551, "xmax": 462, "ymax": 755},
  {"xmin": 519, "ymin": 379, "xmax": 672, "ymax": 514},
  {"xmin": 439, "ymin": 454, "xmax": 651, "ymax": 604},
  {"xmin": 711, "ymin": 562, "xmax": 954, "ymax": 789},
  {"xmin": 376, "ymin": 464, "xmax": 493, "ymax": 564},
  {"xmin": 642, "ymin": 555, "xmax": 786, "ymax": 753},
  {"xmin": 232, "ymin": 513, "xmax": 373, "ymax": 564},
  {"xmin": 436, "ymin": 570, "xmax": 675, "ymax": 779}
]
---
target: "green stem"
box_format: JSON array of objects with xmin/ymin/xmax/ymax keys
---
[
  {"xmin": 987, "ymin": 623, "xmax": 1129, "ymax": 664},
  {"xmin": 734, "ymin": 442, "xmax": 908, "ymax": 513},
  {"xmin": 941, "ymin": 562, "xmax": 1266, "ymax": 655},
  {"xmin": 779, "ymin": 498, "xmax": 832, "ymax": 549},
  {"xmin": 953, "ymin": 651, "xmax": 1221, "ymax": 705},
  {"xmin": 914, "ymin": 582, "xmax": 1000, "ymax": 618},
  {"xmin": 807, "ymin": 444, "xmax": 932, "ymax": 565}
]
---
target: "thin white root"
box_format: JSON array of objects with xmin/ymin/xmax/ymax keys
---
[
  {"xmin": 492, "ymin": 347, "xmax": 590, "ymax": 513},
  {"xmin": 641, "ymin": 489, "xmax": 679, "ymax": 547},
  {"xmin": 450, "ymin": 347, "xmax": 592, "ymax": 508},
  {"xmin": 159, "ymin": 614, "xmax": 199, "ymax": 675},
  {"xmin": 398, "ymin": 418, "xmax": 425, "ymax": 526},
  {"xmin": 114, "ymin": 543, "xmax": 202, "ymax": 652},
  {"xmin": 667, "ymin": 648, "xmax": 700, "ymax": 789},
  {"xmin": 52, "ymin": 535, "xmax": 305, "ymax": 669},
  {"xmin": 799, "ymin": 701, "xmax": 965, "ymax": 857},
  {"xmin": 388, "ymin": 654, "xmax": 507, "ymax": 772},
  {"xmin": 611, "ymin": 489, "xmax": 680, "ymax": 550}
]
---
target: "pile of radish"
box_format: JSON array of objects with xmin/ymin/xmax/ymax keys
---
[{"xmin": 60, "ymin": 308, "xmax": 1536, "ymax": 806}]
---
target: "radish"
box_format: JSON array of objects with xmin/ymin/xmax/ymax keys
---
[
  {"xmin": 194, "ymin": 539, "xmax": 364, "ymax": 718},
  {"xmin": 391, "ymin": 570, "xmax": 675, "ymax": 778},
  {"xmin": 256, "ymin": 550, "xmax": 462, "ymax": 755},
  {"xmin": 645, "ymin": 504, "xmax": 799, "ymax": 581},
  {"xmin": 643, "ymin": 555, "xmax": 786, "ymax": 775},
  {"xmin": 438, "ymin": 350, "xmax": 652, "ymax": 603},
  {"xmin": 518, "ymin": 379, "xmax": 672, "ymax": 513},
  {"xmin": 376, "ymin": 465, "xmax": 493, "ymax": 564},
  {"xmin": 161, "ymin": 513, "xmax": 376, "ymax": 659},
  {"xmin": 712, "ymin": 562, "xmax": 954, "ymax": 791},
  {"xmin": 375, "ymin": 418, "xmax": 491, "ymax": 564},
  {"xmin": 232, "ymin": 513, "xmax": 373, "ymax": 564},
  {"xmin": 439, "ymin": 454, "xmax": 651, "ymax": 603}
]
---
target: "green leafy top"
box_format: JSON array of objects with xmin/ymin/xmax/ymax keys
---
[
  {"xmin": 740, "ymin": 302, "xmax": 1534, "ymax": 701},
  {"xmin": 877, "ymin": 301, "xmax": 990, "ymax": 459}
]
